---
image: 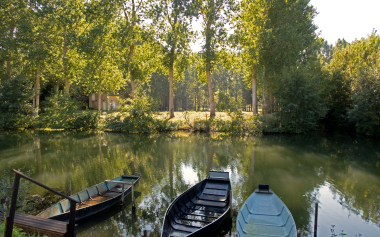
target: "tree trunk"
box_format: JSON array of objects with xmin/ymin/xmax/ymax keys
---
[
  {"xmin": 63, "ymin": 26, "xmax": 69, "ymax": 93},
  {"xmin": 129, "ymin": 42, "xmax": 135, "ymax": 99},
  {"xmin": 6, "ymin": 23, "xmax": 15, "ymax": 75},
  {"xmin": 206, "ymin": 61, "xmax": 215, "ymax": 117},
  {"xmin": 269, "ymin": 94, "xmax": 274, "ymax": 113},
  {"xmin": 130, "ymin": 76, "xmax": 135, "ymax": 99},
  {"xmin": 33, "ymin": 63, "xmax": 40, "ymax": 117},
  {"xmin": 262, "ymin": 84, "xmax": 266, "ymax": 115},
  {"xmin": 252, "ymin": 67, "xmax": 258, "ymax": 115},
  {"xmin": 97, "ymin": 90, "xmax": 101, "ymax": 111},
  {"xmin": 169, "ymin": 66, "xmax": 175, "ymax": 118}
]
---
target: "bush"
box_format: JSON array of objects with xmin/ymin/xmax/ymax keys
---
[
  {"xmin": 105, "ymin": 92, "xmax": 164, "ymax": 133},
  {"xmin": 0, "ymin": 75, "xmax": 35, "ymax": 129},
  {"xmin": 213, "ymin": 110, "xmax": 261, "ymax": 134},
  {"xmin": 37, "ymin": 91, "xmax": 99, "ymax": 130},
  {"xmin": 72, "ymin": 111, "xmax": 99, "ymax": 130}
]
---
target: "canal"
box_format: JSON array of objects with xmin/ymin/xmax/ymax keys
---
[{"xmin": 0, "ymin": 131, "xmax": 379, "ymax": 236}]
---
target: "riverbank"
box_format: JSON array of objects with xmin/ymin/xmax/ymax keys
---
[{"xmin": 102, "ymin": 110, "xmax": 261, "ymax": 133}]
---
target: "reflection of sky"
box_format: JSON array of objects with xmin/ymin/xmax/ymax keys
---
[
  {"xmin": 180, "ymin": 164, "xmax": 198, "ymax": 185},
  {"xmin": 316, "ymin": 184, "xmax": 380, "ymax": 237}
]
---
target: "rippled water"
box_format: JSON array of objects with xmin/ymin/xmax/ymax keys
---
[{"xmin": 0, "ymin": 131, "xmax": 379, "ymax": 237}]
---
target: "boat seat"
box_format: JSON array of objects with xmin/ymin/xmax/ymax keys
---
[
  {"xmin": 204, "ymin": 182, "xmax": 228, "ymax": 191},
  {"xmin": 168, "ymin": 215, "xmax": 201, "ymax": 233},
  {"xmin": 191, "ymin": 199, "xmax": 227, "ymax": 208}
]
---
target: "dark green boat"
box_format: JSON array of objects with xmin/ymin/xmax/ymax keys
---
[
  {"xmin": 161, "ymin": 171, "xmax": 232, "ymax": 237},
  {"xmin": 37, "ymin": 174, "xmax": 141, "ymax": 222}
]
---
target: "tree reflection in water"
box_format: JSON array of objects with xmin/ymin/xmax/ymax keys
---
[{"xmin": 0, "ymin": 131, "xmax": 379, "ymax": 236}]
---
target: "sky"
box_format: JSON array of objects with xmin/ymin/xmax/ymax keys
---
[
  {"xmin": 309, "ymin": 0, "xmax": 379, "ymax": 45},
  {"xmin": 191, "ymin": 0, "xmax": 380, "ymax": 51}
]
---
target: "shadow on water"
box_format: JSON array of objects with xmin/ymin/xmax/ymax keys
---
[{"xmin": 76, "ymin": 191, "xmax": 142, "ymax": 233}]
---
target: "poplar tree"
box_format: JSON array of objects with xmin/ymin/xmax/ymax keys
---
[
  {"xmin": 149, "ymin": 0, "xmax": 195, "ymax": 118},
  {"xmin": 115, "ymin": 0, "xmax": 162, "ymax": 99},
  {"xmin": 236, "ymin": 0, "xmax": 267, "ymax": 115},
  {"xmin": 197, "ymin": 0, "xmax": 237, "ymax": 117}
]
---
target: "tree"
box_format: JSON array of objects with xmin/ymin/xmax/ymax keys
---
[
  {"xmin": 54, "ymin": 0, "xmax": 86, "ymax": 93},
  {"xmin": 197, "ymin": 0, "xmax": 237, "ymax": 117},
  {"xmin": 149, "ymin": 0, "xmax": 195, "ymax": 118},
  {"xmin": 115, "ymin": 0, "xmax": 161, "ymax": 98},
  {"xmin": 259, "ymin": 0, "xmax": 317, "ymax": 113},
  {"xmin": 17, "ymin": 0, "xmax": 59, "ymax": 116},
  {"xmin": 327, "ymin": 32, "xmax": 380, "ymax": 135},
  {"xmin": 235, "ymin": 0, "xmax": 267, "ymax": 115},
  {"xmin": 0, "ymin": 0, "xmax": 22, "ymax": 78},
  {"xmin": 77, "ymin": 0, "xmax": 124, "ymax": 111}
]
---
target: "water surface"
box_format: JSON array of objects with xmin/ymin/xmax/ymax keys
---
[{"xmin": 0, "ymin": 131, "xmax": 379, "ymax": 236}]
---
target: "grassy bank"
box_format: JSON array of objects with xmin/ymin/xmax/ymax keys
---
[{"xmin": 102, "ymin": 110, "xmax": 261, "ymax": 134}]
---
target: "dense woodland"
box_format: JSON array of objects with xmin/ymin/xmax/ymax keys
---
[{"xmin": 0, "ymin": 0, "xmax": 379, "ymax": 135}]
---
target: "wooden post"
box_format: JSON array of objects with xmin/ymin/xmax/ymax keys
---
[
  {"xmin": 4, "ymin": 174, "xmax": 20, "ymax": 237},
  {"xmin": 230, "ymin": 190, "xmax": 233, "ymax": 219},
  {"xmin": 143, "ymin": 230, "xmax": 147, "ymax": 237},
  {"xmin": 69, "ymin": 180, "xmax": 71, "ymax": 196},
  {"xmin": 314, "ymin": 202, "xmax": 318, "ymax": 237},
  {"xmin": 121, "ymin": 183, "xmax": 124, "ymax": 203},
  {"xmin": 132, "ymin": 179, "xmax": 135, "ymax": 209},
  {"xmin": 68, "ymin": 200, "xmax": 76, "ymax": 237}
]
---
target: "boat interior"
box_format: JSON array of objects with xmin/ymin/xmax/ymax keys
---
[
  {"xmin": 37, "ymin": 175, "xmax": 138, "ymax": 219},
  {"xmin": 165, "ymin": 176, "xmax": 231, "ymax": 237}
]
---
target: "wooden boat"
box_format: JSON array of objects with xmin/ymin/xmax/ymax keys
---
[
  {"xmin": 161, "ymin": 171, "xmax": 232, "ymax": 237},
  {"xmin": 37, "ymin": 173, "xmax": 141, "ymax": 222},
  {"xmin": 236, "ymin": 184, "xmax": 297, "ymax": 237}
]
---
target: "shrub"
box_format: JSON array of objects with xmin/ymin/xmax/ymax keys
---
[
  {"xmin": 37, "ymin": 91, "xmax": 98, "ymax": 130},
  {"xmin": 105, "ymin": 92, "xmax": 163, "ymax": 133}
]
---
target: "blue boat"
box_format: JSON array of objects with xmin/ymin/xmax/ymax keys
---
[{"xmin": 236, "ymin": 184, "xmax": 297, "ymax": 237}]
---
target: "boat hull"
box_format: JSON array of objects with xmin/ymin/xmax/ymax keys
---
[
  {"xmin": 236, "ymin": 187, "xmax": 297, "ymax": 237},
  {"xmin": 162, "ymin": 171, "xmax": 231, "ymax": 237},
  {"xmin": 37, "ymin": 174, "xmax": 141, "ymax": 223}
]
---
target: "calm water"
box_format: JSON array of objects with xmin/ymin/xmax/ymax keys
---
[{"xmin": 0, "ymin": 131, "xmax": 379, "ymax": 237}]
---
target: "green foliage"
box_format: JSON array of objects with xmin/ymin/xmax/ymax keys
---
[
  {"xmin": 214, "ymin": 111, "xmax": 261, "ymax": 133},
  {"xmin": 0, "ymin": 169, "xmax": 33, "ymax": 214},
  {"xmin": 192, "ymin": 119, "xmax": 211, "ymax": 132},
  {"xmin": 105, "ymin": 92, "xmax": 174, "ymax": 132},
  {"xmin": 22, "ymin": 189, "xmax": 66, "ymax": 216},
  {"xmin": 321, "ymin": 70, "xmax": 353, "ymax": 131},
  {"xmin": 326, "ymin": 32, "xmax": 380, "ymax": 135},
  {"xmin": 264, "ymin": 67, "xmax": 327, "ymax": 133},
  {"xmin": 0, "ymin": 218, "xmax": 30, "ymax": 237},
  {"xmin": 0, "ymin": 75, "xmax": 35, "ymax": 129},
  {"xmin": 347, "ymin": 71, "xmax": 380, "ymax": 136},
  {"xmin": 36, "ymin": 91, "xmax": 99, "ymax": 130},
  {"xmin": 215, "ymin": 90, "xmax": 245, "ymax": 112}
]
